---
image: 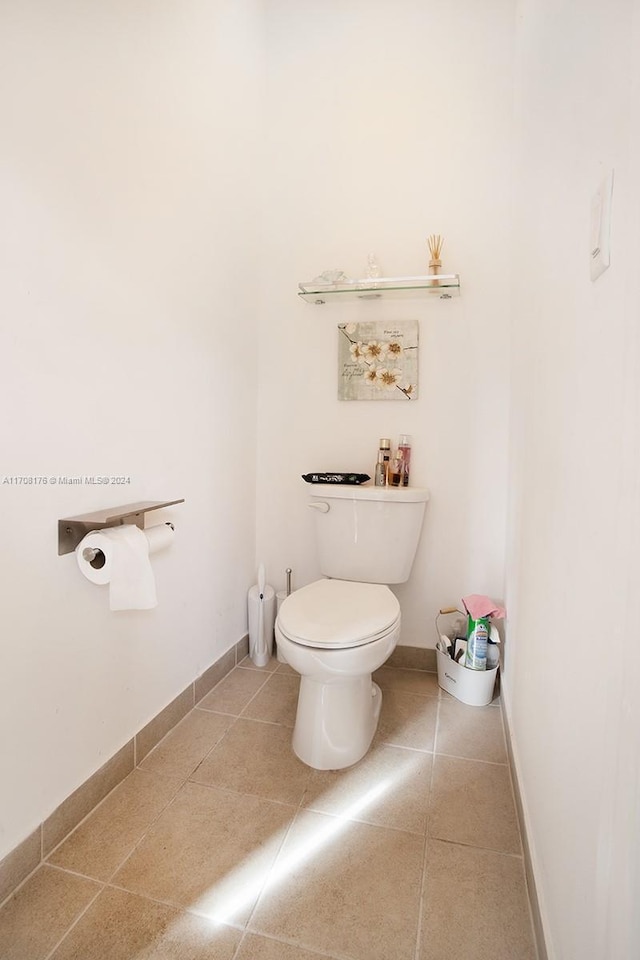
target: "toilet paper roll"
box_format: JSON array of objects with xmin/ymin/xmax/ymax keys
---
[
  {"xmin": 76, "ymin": 523, "xmax": 174, "ymax": 611},
  {"xmin": 144, "ymin": 522, "xmax": 175, "ymax": 555}
]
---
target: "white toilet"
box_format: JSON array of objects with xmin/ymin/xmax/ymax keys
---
[{"xmin": 275, "ymin": 484, "xmax": 429, "ymax": 770}]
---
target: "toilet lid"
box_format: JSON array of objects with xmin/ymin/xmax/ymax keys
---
[{"xmin": 277, "ymin": 579, "xmax": 400, "ymax": 649}]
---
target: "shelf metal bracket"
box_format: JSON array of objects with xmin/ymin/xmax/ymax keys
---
[{"xmin": 58, "ymin": 499, "xmax": 185, "ymax": 556}]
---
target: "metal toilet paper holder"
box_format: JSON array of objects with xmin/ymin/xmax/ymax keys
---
[{"xmin": 58, "ymin": 499, "xmax": 184, "ymax": 556}]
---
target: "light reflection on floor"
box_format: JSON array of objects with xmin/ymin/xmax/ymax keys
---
[{"xmin": 190, "ymin": 769, "xmax": 406, "ymax": 926}]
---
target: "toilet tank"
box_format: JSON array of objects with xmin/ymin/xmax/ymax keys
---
[{"xmin": 308, "ymin": 485, "xmax": 429, "ymax": 584}]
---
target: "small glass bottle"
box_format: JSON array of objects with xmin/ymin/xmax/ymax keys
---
[
  {"xmin": 366, "ymin": 254, "xmax": 382, "ymax": 280},
  {"xmin": 389, "ymin": 449, "xmax": 404, "ymax": 486},
  {"xmin": 374, "ymin": 451, "xmax": 386, "ymax": 487},
  {"xmin": 398, "ymin": 434, "xmax": 412, "ymax": 486},
  {"xmin": 379, "ymin": 438, "xmax": 391, "ymax": 485}
]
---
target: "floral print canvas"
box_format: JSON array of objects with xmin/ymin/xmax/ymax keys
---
[{"xmin": 338, "ymin": 320, "xmax": 419, "ymax": 400}]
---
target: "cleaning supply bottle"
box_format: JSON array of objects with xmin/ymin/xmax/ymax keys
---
[
  {"xmin": 465, "ymin": 615, "xmax": 489, "ymax": 670},
  {"xmin": 487, "ymin": 623, "xmax": 501, "ymax": 670}
]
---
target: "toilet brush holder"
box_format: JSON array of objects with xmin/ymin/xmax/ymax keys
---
[{"xmin": 248, "ymin": 564, "xmax": 275, "ymax": 666}]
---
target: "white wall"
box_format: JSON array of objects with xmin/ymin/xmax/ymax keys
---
[
  {"xmin": 6, "ymin": 7, "xmax": 637, "ymax": 954},
  {"xmin": 256, "ymin": 0, "xmax": 516, "ymax": 645},
  {"xmin": 0, "ymin": 0, "xmax": 264, "ymax": 859},
  {"xmin": 507, "ymin": 0, "xmax": 640, "ymax": 956}
]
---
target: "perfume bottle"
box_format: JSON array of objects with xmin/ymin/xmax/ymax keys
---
[
  {"xmin": 374, "ymin": 451, "xmax": 386, "ymax": 487},
  {"xmin": 379, "ymin": 438, "xmax": 391, "ymax": 484},
  {"xmin": 389, "ymin": 449, "xmax": 404, "ymax": 486},
  {"xmin": 398, "ymin": 434, "xmax": 412, "ymax": 486}
]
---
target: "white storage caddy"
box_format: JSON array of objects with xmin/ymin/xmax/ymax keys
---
[{"xmin": 436, "ymin": 648, "xmax": 498, "ymax": 706}]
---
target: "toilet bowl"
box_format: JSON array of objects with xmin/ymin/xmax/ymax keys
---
[
  {"xmin": 278, "ymin": 482, "xmax": 429, "ymax": 770},
  {"xmin": 276, "ymin": 578, "xmax": 401, "ymax": 769}
]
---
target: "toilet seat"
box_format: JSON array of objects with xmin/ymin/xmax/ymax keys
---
[{"xmin": 277, "ymin": 578, "xmax": 400, "ymax": 649}]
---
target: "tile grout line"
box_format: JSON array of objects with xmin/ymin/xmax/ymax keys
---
[
  {"xmin": 5, "ymin": 660, "xmax": 523, "ymax": 960},
  {"xmin": 413, "ymin": 684, "xmax": 513, "ymax": 959},
  {"xmin": 183, "ymin": 776, "xmax": 302, "ymax": 813},
  {"xmin": 237, "ymin": 667, "xmax": 282, "ymax": 720},
  {"xmin": 184, "ymin": 663, "xmax": 278, "ymax": 782},
  {"xmin": 42, "ymin": 766, "xmax": 182, "ymax": 865},
  {"xmin": 39, "ymin": 771, "xmax": 189, "ymax": 960},
  {"xmin": 186, "ymin": 714, "xmax": 241, "ymax": 783},
  {"xmin": 230, "ymin": 773, "xmax": 312, "ymax": 960},
  {"xmin": 0, "ymin": 768, "xmax": 136, "ymax": 915},
  {"xmin": 235, "ymin": 926, "xmax": 354, "ymax": 960},
  {"xmin": 0, "ymin": 646, "xmax": 248, "ymax": 913},
  {"xmin": 0, "ymin": 858, "xmax": 41, "ymax": 913},
  {"xmin": 413, "ymin": 691, "xmax": 445, "ymax": 960},
  {"xmin": 196, "ymin": 663, "xmax": 274, "ymax": 723},
  {"xmin": 422, "ymin": 836, "xmax": 526, "ymax": 861},
  {"xmin": 413, "ymin": 833, "xmax": 431, "ymax": 960},
  {"xmin": 196, "ymin": 712, "xmax": 294, "ymax": 731},
  {"xmin": 433, "ymin": 750, "xmax": 509, "ymax": 767},
  {"xmin": 41, "ymin": 874, "xmax": 107, "ymax": 960},
  {"xmin": 105, "ymin": 660, "xmax": 291, "ymax": 948},
  {"xmin": 104, "ymin": 878, "xmax": 245, "ymax": 931},
  {"xmin": 139, "ymin": 661, "xmax": 274, "ymax": 780},
  {"xmin": 0, "ymin": 826, "xmax": 50, "ymax": 912}
]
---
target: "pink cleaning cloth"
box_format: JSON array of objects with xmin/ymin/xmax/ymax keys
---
[{"xmin": 462, "ymin": 594, "xmax": 506, "ymax": 620}]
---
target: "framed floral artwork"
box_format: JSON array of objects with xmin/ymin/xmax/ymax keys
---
[{"xmin": 337, "ymin": 320, "xmax": 418, "ymax": 400}]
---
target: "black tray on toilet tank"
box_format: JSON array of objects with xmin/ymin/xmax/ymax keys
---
[{"xmin": 302, "ymin": 473, "xmax": 370, "ymax": 485}]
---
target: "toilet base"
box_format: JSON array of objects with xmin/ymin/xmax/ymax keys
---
[{"xmin": 292, "ymin": 675, "xmax": 383, "ymax": 770}]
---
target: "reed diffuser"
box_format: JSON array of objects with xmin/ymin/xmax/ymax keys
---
[{"xmin": 427, "ymin": 234, "xmax": 444, "ymax": 285}]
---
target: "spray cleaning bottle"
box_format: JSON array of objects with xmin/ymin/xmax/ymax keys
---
[{"xmin": 465, "ymin": 614, "xmax": 490, "ymax": 670}]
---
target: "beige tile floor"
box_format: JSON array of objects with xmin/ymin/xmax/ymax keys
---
[{"xmin": 0, "ymin": 657, "xmax": 538, "ymax": 960}]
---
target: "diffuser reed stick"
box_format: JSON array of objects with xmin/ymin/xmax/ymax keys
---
[{"xmin": 427, "ymin": 234, "xmax": 444, "ymax": 277}]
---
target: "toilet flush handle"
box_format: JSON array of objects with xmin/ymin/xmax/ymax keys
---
[{"xmin": 308, "ymin": 501, "xmax": 330, "ymax": 514}]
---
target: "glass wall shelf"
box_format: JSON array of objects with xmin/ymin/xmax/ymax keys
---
[{"xmin": 298, "ymin": 274, "xmax": 460, "ymax": 304}]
